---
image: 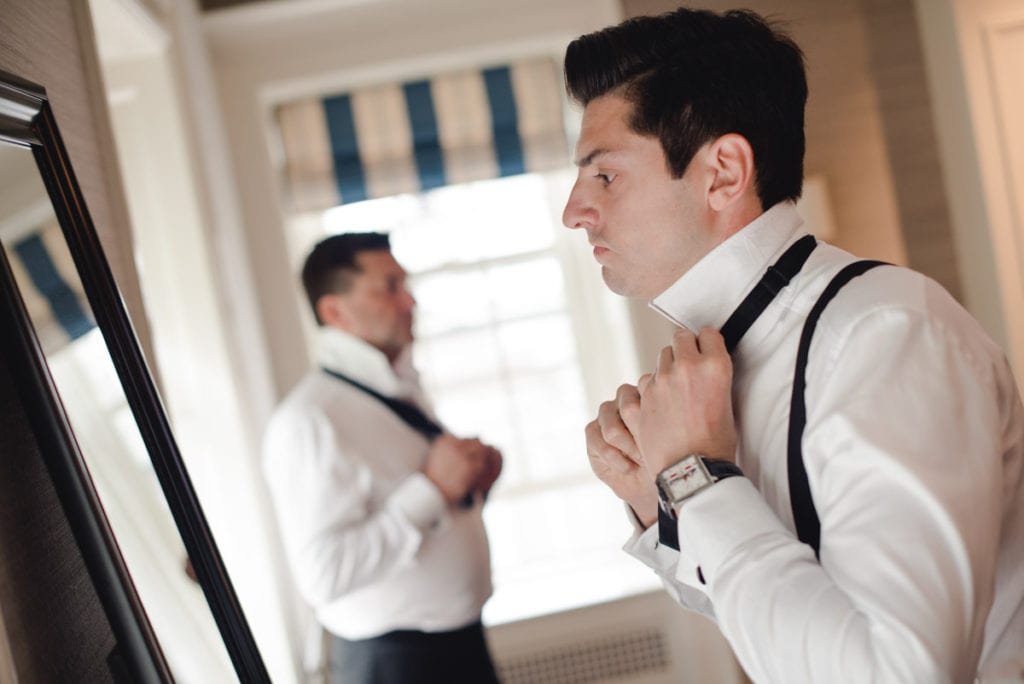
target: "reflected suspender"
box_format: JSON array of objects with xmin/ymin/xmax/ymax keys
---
[
  {"xmin": 320, "ymin": 367, "xmax": 474, "ymax": 508},
  {"xmin": 320, "ymin": 367, "xmax": 443, "ymax": 438}
]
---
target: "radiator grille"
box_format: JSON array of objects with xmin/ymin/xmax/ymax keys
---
[{"xmin": 496, "ymin": 627, "xmax": 670, "ymax": 684}]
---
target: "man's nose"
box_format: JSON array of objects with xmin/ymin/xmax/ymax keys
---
[{"xmin": 562, "ymin": 181, "xmax": 592, "ymax": 231}]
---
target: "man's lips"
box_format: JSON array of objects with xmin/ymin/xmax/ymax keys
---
[{"xmin": 592, "ymin": 245, "xmax": 609, "ymax": 259}]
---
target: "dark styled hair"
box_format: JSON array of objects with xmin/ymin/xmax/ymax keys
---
[
  {"xmin": 564, "ymin": 8, "xmax": 807, "ymax": 209},
  {"xmin": 301, "ymin": 232, "xmax": 391, "ymax": 324}
]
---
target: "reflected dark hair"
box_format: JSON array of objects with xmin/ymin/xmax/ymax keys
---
[
  {"xmin": 301, "ymin": 232, "xmax": 391, "ymax": 324},
  {"xmin": 564, "ymin": 7, "xmax": 807, "ymax": 209}
]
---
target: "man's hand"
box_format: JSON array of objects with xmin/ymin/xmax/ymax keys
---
[
  {"xmin": 586, "ymin": 383, "xmax": 659, "ymax": 528},
  {"xmin": 424, "ymin": 435, "xmax": 488, "ymax": 505},
  {"xmin": 637, "ymin": 328, "xmax": 738, "ymax": 477},
  {"xmin": 474, "ymin": 442, "xmax": 503, "ymax": 499}
]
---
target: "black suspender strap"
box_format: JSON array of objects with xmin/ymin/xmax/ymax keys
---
[
  {"xmin": 322, "ymin": 367, "xmax": 478, "ymax": 508},
  {"xmin": 720, "ymin": 234, "xmax": 818, "ymax": 352},
  {"xmin": 658, "ymin": 234, "xmax": 818, "ymax": 551},
  {"xmin": 320, "ymin": 367, "xmax": 443, "ymax": 439},
  {"xmin": 787, "ymin": 260, "xmax": 886, "ymax": 558}
]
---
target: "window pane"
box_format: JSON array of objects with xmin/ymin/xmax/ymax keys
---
[
  {"xmin": 422, "ymin": 176, "xmax": 556, "ymax": 263},
  {"xmin": 415, "ymin": 328, "xmax": 501, "ymax": 387},
  {"xmin": 486, "ymin": 257, "xmax": 565, "ymax": 320},
  {"xmin": 413, "ymin": 269, "xmax": 491, "ymax": 336},
  {"xmin": 496, "ymin": 314, "xmax": 577, "ymax": 373},
  {"xmin": 510, "ymin": 368, "xmax": 589, "ymax": 481}
]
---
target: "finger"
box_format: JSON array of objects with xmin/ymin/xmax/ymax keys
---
[
  {"xmin": 585, "ymin": 421, "xmax": 634, "ymax": 473},
  {"xmin": 672, "ymin": 327, "xmax": 700, "ymax": 360},
  {"xmin": 591, "ymin": 443, "xmax": 636, "ymax": 474},
  {"xmin": 615, "ymin": 383, "xmax": 640, "ymax": 405},
  {"xmin": 657, "ymin": 344, "xmax": 674, "ymax": 375},
  {"xmin": 460, "ymin": 442, "xmax": 486, "ymax": 464},
  {"xmin": 637, "ymin": 372, "xmax": 653, "ymax": 396},
  {"xmin": 597, "ymin": 400, "xmax": 639, "ymax": 457},
  {"xmin": 486, "ymin": 447, "xmax": 503, "ymax": 471},
  {"xmin": 696, "ymin": 327, "xmax": 727, "ymax": 355},
  {"xmin": 616, "ymin": 383, "xmax": 642, "ymax": 432}
]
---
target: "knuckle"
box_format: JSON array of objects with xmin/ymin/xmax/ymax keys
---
[
  {"xmin": 595, "ymin": 443, "xmax": 621, "ymax": 463},
  {"xmin": 603, "ymin": 423, "xmax": 628, "ymax": 445},
  {"xmin": 620, "ymin": 389, "xmax": 640, "ymax": 408},
  {"xmin": 674, "ymin": 328, "xmax": 693, "ymax": 341}
]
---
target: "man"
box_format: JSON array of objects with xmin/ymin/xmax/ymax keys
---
[
  {"xmin": 563, "ymin": 8, "xmax": 1024, "ymax": 682},
  {"xmin": 262, "ymin": 232, "xmax": 502, "ymax": 683}
]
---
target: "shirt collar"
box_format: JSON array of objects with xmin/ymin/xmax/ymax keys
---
[
  {"xmin": 317, "ymin": 327, "xmax": 420, "ymax": 399},
  {"xmin": 649, "ymin": 201, "xmax": 806, "ymax": 334}
]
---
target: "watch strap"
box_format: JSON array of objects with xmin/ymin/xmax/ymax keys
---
[{"xmin": 702, "ymin": 458, "xmax": 743, "ymax": 481}]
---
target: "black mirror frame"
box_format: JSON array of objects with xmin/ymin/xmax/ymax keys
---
[{"xmin": 0, "ymin": 70, "xmax": 270, "ymax": 683}]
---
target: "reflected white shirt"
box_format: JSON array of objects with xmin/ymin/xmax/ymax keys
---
[
  {"xmin": 625, "ymin": 202, "xmax": 1024, "ymax": 682},
  {"xmin": 262, "ymin": 328, "xmax": 492, "ymax": 639}
]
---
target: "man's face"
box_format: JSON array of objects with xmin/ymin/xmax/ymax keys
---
[
  {"xmin": 332, "ymin": 250, "xmax": 416, "ymax": 361},
  {"xmin": 562, "ymin": 93, "xmax": 716, "ymax": 299}
]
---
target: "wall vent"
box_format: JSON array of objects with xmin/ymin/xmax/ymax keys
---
[{"xmin": 495, "ymin": 627, "xmax": 670, "ymax": 684}]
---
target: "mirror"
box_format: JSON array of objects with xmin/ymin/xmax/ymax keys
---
[{"xmin": 0, "ymin": 69, "xmax": 268, "ymax": 682}]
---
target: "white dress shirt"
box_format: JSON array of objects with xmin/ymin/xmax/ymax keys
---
[
  {"xmin": 625, "ymin": 202, "xmax": 1024, "ymax": 682},
  {"xmin": 262, "ymin": 328, "xmax": 492, "ymax": 639}
]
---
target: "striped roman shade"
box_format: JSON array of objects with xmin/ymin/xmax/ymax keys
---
[
  {"xmin": 7, "ymin": 219, "xmax": 95, "ymax": 354},
  {"xmin": 275, "ymin": 58, "xmax": 570, "ymax": 212}
]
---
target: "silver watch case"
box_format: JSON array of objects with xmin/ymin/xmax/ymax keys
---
[{"xmin": 656, "ymin": 454, "xmax": 714, "ymax": 509}]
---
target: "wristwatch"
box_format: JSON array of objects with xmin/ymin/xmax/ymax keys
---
[{"xmin": 656, "ymin": 454, "xmax": 744, "ymax": 518}]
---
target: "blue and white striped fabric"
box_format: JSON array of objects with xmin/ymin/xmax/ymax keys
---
[
  {"xmin": 7, "ymin": 219, "xmax": 95, "ymax": 354},
  {"xmin": 275, "ymin": 58, "xmax": 569, "ymax": 212}
]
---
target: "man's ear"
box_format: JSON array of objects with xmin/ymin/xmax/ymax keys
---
[
  {"xmin": 316, "ymin": 293, "xmax": 349, "ymax": 330},
  {"xmin": 706, "ymin": 133, "xmax": 756, "ymax": 212}
]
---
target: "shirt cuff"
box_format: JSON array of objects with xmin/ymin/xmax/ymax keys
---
[
  {"xmin": 624, "ymin": 500, "xmax": 650, "ymax": 535},
  {"xmin": 676, "ymin": 476, "xmax": 789, "ymax": 584},
  {"xmin": 623, "ymin": 516, "xmax": 680, "ymax": 574},
  {"xmin": 389, "ymin": 472, "xmax": 449, "ymax": 532}
]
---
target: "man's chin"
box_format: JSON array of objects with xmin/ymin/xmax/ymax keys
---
[
  {"xmin": 602, "ymin": 267, "xmax": 638, "ymax": 297},
  {"xmin": 601, "ymin": 266, "xmax": 666, "ymax": 299}
]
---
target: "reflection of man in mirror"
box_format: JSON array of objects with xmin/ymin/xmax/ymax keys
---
[
  {"xmin": 262, "ymin": 232, "xmax": 502, "ymax": 683},
  {"xmin": 562, "ymin": 7, "xmax": 1024, "ymax": 682}
]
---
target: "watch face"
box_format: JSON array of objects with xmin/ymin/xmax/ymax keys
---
[{"xmin": 662, "ymin": 455, "xmax": 712, "ymax": 501}]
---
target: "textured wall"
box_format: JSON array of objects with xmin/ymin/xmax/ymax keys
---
[
  {"xmin": 0, "ymin": 342, "xmax": 118, "ymax": 681},
  {"xmin": 861, "ymin": 0, "xmax": 960, "ymax": 298},
  {"xmin": 0, "ymin": 0, "xmax": 157, "ymax": 679}
]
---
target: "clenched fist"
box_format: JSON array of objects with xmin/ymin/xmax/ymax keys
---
[
  {"xmin": 636, "ymin": 327, "xmax": 738, "ymax": 477},
  {"xmin": 585, "ymin": 383, "xmax": 659, "ymax": 528},
  {"xmin": 424, "ymin": 435, "xmax": 501, "ymax": 506}
]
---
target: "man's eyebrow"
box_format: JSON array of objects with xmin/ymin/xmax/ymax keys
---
[{"xmin": 574, "ymin": 148, "xmax": 608, "ymax": 167}]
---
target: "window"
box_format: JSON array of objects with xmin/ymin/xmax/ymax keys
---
[{"xmin": 308, "ymin": 170, "xmax": 660, "ymax": 624}]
